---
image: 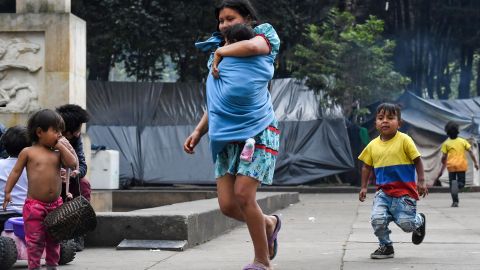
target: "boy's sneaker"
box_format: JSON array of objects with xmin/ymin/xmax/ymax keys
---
[
  {"xmin": 451, "ymin": 202, "xmax": 458, "ymax": 207},
  {"xmin": 370, "ymin": 245, "xmax": 394, "ymax": 259},
  {"xmin": 412, "ymin": 213, "xmax": 426, "ymax": 245}
]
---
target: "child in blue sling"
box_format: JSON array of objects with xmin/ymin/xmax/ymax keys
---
[{"xmin": 184, "ymin": 1, "xmax": 281, "ymax": 269}]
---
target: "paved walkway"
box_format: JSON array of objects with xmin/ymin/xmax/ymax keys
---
[{"xmin": 13, "ymin": 192, "xmax": 480, "ymax": 269}]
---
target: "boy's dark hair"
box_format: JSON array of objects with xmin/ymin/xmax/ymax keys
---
[
  {"xmin": 55, "ymin": 104, "xmax": 90, "ymax": 133},
  {"xmin": 215, "ymin": 0, "xmax": 259, "ymax": 31},
  {"xmin": 27, "ymin": 109, "xmax": 65, "ymax": 143},
  {"xmin": 444, "ymin": 121, "xmax": 459, "ymax": 139},
  {"xmin": 224, "ymin": 23, "xmax": 255, "ymax": 43},
  {"xmin": 376, "ymin": 103, "xmax": 402, "ymax": 121},
  {"xmin": 0, "ymin": 126, "xmax": 30, "ymax": 157}
]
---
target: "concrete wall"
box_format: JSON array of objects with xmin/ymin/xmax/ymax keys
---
[
  {"xmin": 90, "ymin": 190, "xmax": 218, "ymax": 212},
  {"xmin": 0, "ymin": 12, "xmax": 86, "ymax": 126},
  {"xmin": 86, "ymin": 192, "xmax": 299, "ymax": 248}
]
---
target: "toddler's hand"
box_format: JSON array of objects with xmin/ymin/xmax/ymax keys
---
[
  {"xmin": 359, "ymin": 188, "xmax": 367, "ymax": 202},
  {"xmin": 211, "ymin": 52, "xmax": 222, "ymax": 79},
  {"xmin": 60, "ymin": 168, "xmax": 67, "ymax": 182},
  {"xmin": 66, "ymin": 192, "xmax": 73, "ymax": 201},
  {"xmin": 55, "ymin": 136, "xmax": 71, "ymax": 150},
  {"xmin": 70, "ymin": 169, "xmax": 79, "ymax": 178},
  {"xmin": 417, "ymin": 183, "xmax": 428, "ymax": 198},
  {"xmin": 475, "ymin": 163, "xmax": 479, "ymax": 170}
]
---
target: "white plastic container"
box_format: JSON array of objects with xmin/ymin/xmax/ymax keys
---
[{"xmin": 90, "ymin": 150, "xmax": 119, "ymax": 189}]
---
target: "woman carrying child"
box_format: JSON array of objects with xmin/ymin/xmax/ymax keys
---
[{"xmin": 183, "ymin": 1, "xmax": 281, "ymax": 269}]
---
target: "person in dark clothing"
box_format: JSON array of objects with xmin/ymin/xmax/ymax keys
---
[
  {"xmin": 56, "ymin": 104, "xmax": 90, "ymax": 252},
  {"xmin": 56, "ymin": 104, "xmax": 91, "ymax": 201}
]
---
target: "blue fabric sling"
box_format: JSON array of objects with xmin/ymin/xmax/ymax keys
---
[
  {"xmin": 206, "ymin": 55, "xmax": 275, "ymax": 162},
  {"xmin": 195, "ymin": 32, "xmax": 223, "ymax": 52},
  {"xmin": 195, "ymin": 32, "xmax": 223, "ymax": 69}
]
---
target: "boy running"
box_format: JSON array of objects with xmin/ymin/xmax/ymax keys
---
[{"xmin": 358, "ymin": 103, "xmax": 428, "ymax": 259}]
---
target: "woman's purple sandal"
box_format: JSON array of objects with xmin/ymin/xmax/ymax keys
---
[
  {"xmin": 268, "ymin": 214, "xmax": 282, "ymax": 260},
  {"xmin": 242, "ymin": 263, "xmax": 268, "ymax": 270}
]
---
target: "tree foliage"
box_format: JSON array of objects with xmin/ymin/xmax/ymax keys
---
[
  {"xmin": 67, "ymin": 0, "xmax": 480, "ymax": 98},
  {"xmin": 252, "ymin": 0, "xmax": 336, "ymax": 78},
  {"xmin": 351, "ymin": 0, "xmax": 480, "ymax": 99},
  {"xmin": 71, "ymin": 0, "xmax": 336, "ymax": 82},
  {"xmin": 293, "ymin": 9, "xmax": 408, "ymax": 112},
  {"xmin": 72, "ymin": 0, "xmax": 214, "ymax": 82}
]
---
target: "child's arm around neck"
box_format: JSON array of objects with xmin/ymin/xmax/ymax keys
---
[
  {"xmin": 215, "ymin": 36, "xmax": 270, "ymax": 58},
  {"xmin": 2, "ymin": 148, "xmax": 28, "ymax": 209}
]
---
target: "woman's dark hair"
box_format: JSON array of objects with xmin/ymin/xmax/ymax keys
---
[
  {"xmin": 0, "ymin": 126, "xmax": 30, "ymax": 157},
  {"xmin": 27, "ymin": 109, "xmax": 65, "ymax": 143},
  {"xmin": 215, "ymin": 0, "xmax": 259, "ymax": 31},
  {"xmin": 376, "ymin": 103, "xmax": 401, "ymax": 121},
  {"xmin": 224, "ymin": 23, "xmax": 255, "ymax": 43},
  {"xmin": 56, "ymin": 104, "xmax": 90, "ymax": 133},
  {"xmin": 445, "ymin": 121, "xmax": 459, "ymax": 139}
]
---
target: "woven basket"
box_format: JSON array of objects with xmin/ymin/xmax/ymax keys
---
[{"xmin": 44, "ymin": 195, "xmax": 97, "ymax": 241}]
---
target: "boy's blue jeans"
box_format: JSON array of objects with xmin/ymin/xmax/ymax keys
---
[{"xmin": 371, "ymin": 190, "xmax": 424, "ymax": 246}]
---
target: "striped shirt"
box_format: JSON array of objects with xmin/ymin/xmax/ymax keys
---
[{"xmin": 359, "ymin": 131, "xmax": 421, "ymax": 200}]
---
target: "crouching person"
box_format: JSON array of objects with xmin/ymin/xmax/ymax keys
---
[{"xmin": 56, "ymin": 104, "xmax": 91, "ymax": 251}]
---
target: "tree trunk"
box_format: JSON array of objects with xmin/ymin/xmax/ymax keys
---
[
  {"xmin": 87, "ymin": 57, "xmax": 111, "ymax": 81},
  {"xmin": 426, "ymin": 46, "xmax": 435, "ymax": 98},
  {"xmin": 477, "ymin": 56, "xmax": 480, "ymax": 97},
  {"xmin": 436, "ymin": 42, "xmax": 451, "ymax": 100},
  {"xmin": 458, "ymin": 45, "xmax": 473, "ymax": 99}
]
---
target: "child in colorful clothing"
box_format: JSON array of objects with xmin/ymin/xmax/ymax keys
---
[
  {"xmin": 0, "ymin": 126, "xmax": 30, "ymax": 231},
  {"xmin": 437, "ymin": 121, "xmax": 478, "ymax": 207},
  {"xmin": 3, "ymin": 109, "xmax": 77, "ymax": 270},
  {"xmin": 185, "ymin": 1, "xmax": 281, "ymax": 269},
  {"xmin": 358, "ymin": 103, "xmax": 428, "ymax": 259}
]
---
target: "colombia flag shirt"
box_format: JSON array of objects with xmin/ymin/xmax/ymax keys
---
[{"xmin": 359, "ymin": 131, "xmax": 421, "ymax": 200}]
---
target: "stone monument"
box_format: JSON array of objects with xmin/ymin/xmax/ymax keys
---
[{"xmin": 0, "ymin": 0, "xmax": 86, "ymax": 126}]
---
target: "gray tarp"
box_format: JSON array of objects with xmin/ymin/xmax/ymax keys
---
[{"xmin": 87, "ymin": 78, "xmax": 354, "ymax": 186}]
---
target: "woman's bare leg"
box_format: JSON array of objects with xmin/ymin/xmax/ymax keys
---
[
  {"xmin": 234, "ymin": 175, "xmax": 270, "ymax": 267},
  {"xmin": 217, "ymin": 174, "xmax": 245, "ymax": 221},
  {"xmin": 216, "ymin": 174, "xmax": 279, "ymax": 259}
]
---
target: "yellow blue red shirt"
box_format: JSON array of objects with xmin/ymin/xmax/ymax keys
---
[
  {"xmin": 441, "ymin": 137, "xmax": 471, "ymax": 172},
  {"xmin": 358, "ymin": 131, "xmax": 421, "ymax": 200}
]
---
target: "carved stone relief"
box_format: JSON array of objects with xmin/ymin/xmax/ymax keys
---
[{"xmin": 0, "ymin": 33, "xmax": 44, "ymax": 113}]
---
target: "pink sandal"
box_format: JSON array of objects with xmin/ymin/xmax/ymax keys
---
[{"xmin": 242, "ymin": 263, "xmax": 268, "ymax": 270}]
